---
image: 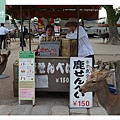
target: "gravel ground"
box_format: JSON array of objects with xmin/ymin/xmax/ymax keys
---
[{"xmin": 90, "ymin": 37, "xmax": 120, "ymax": 62}]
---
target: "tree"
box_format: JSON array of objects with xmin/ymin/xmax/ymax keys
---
[
  {"xmin": 114, "ymin": 6, "xmax": 120, "ymax": 22},
  {"xmin": 103, "ymin": 5, "xmax": 120, "ymax": 45}
]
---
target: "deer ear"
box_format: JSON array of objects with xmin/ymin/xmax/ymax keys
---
[
  {"xmin": 88, "ymin": 65, "xmax": 95, "ymax": 73},
  {"xmin": 102, "ymin": 70, "xmax": 115, "ymax": 79}
]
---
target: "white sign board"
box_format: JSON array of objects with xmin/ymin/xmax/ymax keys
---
[
  {"xmin": 0, "ymin": 0, "xmax": 6, "ymax": 23},
  {"xmin": 35, "ymin": 75, "xmax": 48, "ymax": 88},
  {"xmin": 70, "ymin": 57, "xmax": 93, "ymax": 108},
  {"xmin": 19, "ymin": 51, "xmax": 35, "ymax": 105}
]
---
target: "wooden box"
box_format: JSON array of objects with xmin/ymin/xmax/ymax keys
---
[{"xmin": 61, "ymin": 39, "xmax": 77, "ymax": 57}]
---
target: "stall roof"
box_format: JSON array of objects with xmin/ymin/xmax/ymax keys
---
[{"xmin": 7, "ymin": 5, "xmax": 101, "ymax": 19}]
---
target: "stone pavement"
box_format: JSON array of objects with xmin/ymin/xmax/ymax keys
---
[
  {"xmin": 0, "ymin": 101, "xmax": 107, "ymax": 115},
  {"xmin": 1, "ymin": 37, "xmax": 120, "ymax": 116}
]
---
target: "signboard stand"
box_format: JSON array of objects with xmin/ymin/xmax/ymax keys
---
[
  {"xmin": 70, "ymin": 57, "xmax": 93, "ymax": 108},
  {"xmin": 19, "ymin": 51, "xmax": 35, "ymax": 105}
]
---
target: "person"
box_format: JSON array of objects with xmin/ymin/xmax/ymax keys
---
[
  {"xmin": 62, "ymin": 18, "xmax": 95, "ymax": 67},
  {"xmin": 34, "ymin": 25, "xmax": 54, "ymax": 55},
  {"xmin": 18, "ymin": 21, "xmax": 26, "ymax": 47},
  {"xmin": 0, "ymin": 23, "xmax": 9, "ymax": 49},
  {"xmin": 39, "ymin": 24, "xmax": 54, "ymax": 43}
]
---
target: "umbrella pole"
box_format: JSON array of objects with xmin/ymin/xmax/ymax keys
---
[
  {"xmin": 28, "ymin": 7, "xmax": 31, "ymax": 51},
  {"xmin": 76, "ymin": 6, "xmax": 80, "ymax": 57},
  {"xmin": 20, "ymin": 5, "xmax": 24, "ymax": 51}
]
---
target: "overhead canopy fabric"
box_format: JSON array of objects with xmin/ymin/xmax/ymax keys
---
[{"xmin": 6, "ymin": 5, "xmax": 101, "ymax": 19}]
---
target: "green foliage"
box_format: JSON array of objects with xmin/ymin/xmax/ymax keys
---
[
  {"xmin": 114, "ymin": 7, "xmax": 120, "ymax": 21},
  {"xmin": 6, "ymin": 9, "xmax": 12, "ymax": 16},
  {"xmin": 103, "ymin": 5, "xmax": 120, "ymax": 22}
]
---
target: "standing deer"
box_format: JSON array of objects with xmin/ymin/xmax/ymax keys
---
[
  {"xmin": 24, "ymin": 33, "xmax": 34, "ymax": 42},
  {"xmin": 79, "ymin": 69, "xmax": 120, "ymax": 115},
  {"xmin": 9, "ymin": 29, "xmax": 17, "ymax": 42},
  {"xmin": 99, "ymin": 32, "xmax": 109, "ymax": 43}
]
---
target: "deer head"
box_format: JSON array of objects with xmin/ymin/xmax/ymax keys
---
[{"xmin": 79, "ymin": 68, "xmax": 115, "ymax": 95}]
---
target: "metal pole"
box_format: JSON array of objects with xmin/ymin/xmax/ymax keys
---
[
  {"xmin": 76, "ymin": 6, "xmax": 79, "ymax": 57},
  {"xmin": 20, "ymin": 5, "xmax": 24, "ymax": 51},
  {"xmin": 28, "ymin": 7, "xmax": 31, "ymax": 51}
]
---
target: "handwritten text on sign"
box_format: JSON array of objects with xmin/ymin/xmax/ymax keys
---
[
  {"xmin": 37, "ymin": 61, "xmax": 70, "ymax": 84},
  {"xmin": 70, "ymin": 57, "xmax": 93, "ymax": 108}
]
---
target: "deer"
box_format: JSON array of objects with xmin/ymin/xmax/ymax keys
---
[
  {"xmin": 99, "ymin": 32, "xmax": 109, "ymax": 43},
  {"xmin": 24, "ymin": 33, "xmax": 34, "ymax": 43},
  {"xmin": 0, "ymin": 50, "xmax": 11, "ymax": 75},
  {"xmin": 6, "ymin": 30, "xmax": 17, "ymax": 49},
  {"xmin": 79, "ymin": 68, "xmax": 120, "ymax": 115},
  {"xmin": 9, "ymin": 29, "xmax": 17, "ymax": 42}
]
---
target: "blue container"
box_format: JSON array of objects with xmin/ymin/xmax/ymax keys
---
[
  {"xmin": 108, "ymin": 84, "xmax": 116, "ymax": 93},
  {"xmin": 108, "ymin": 84, "xmax": 114, "ymax": 87}
]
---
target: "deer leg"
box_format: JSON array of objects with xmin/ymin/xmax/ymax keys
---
[
  {"xmin": 15, "ymin": 37, "xmax": 16, "ymax": 42},
  {"xmin": 103, "ymin": 38, "xmax": 105, "ymax": 43},
  {"xmin": 106, "ymin": 38, "xmax": 109, "ymax": 43}
]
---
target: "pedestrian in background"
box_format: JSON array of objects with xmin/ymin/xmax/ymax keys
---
[
  {"xmin": 0, "ymin": 23, "xmax": 9, "ymax": 49},
  {"xmin": 18, "ymin": 21, "xmax": 26, "ymax": 47}
]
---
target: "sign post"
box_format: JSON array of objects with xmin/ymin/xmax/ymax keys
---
[
  {"xmin": 19, "ymin": 51, "xmax": 35, "ymax": 105},
  {"xmin": 70, "ymin": 57, "xmax": 93, "ymax": 108},
  {"xmin": 0, "ymin": 0, "xmax": 6, "ymax": 23}
]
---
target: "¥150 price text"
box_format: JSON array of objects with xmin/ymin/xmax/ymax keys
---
[{"xmin": 73, "ymin": 100, "xmax": 90, "ymax": 106}]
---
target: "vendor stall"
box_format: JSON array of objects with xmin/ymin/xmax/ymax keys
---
[
  {"xmin": 13, "ymin": 38, "xmax": 77, "ymax": 97},
  {"xmin": 13, "ymin": 57, "xmax": 69, "ymax": 96},
  {"xmin": 11, "ymin": 5, "xmax": 101, "ymax": 97}
]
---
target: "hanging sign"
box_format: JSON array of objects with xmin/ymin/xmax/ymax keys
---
[
  {"xmin": 19, "ymin": 51, "xmax": 35, "ymax": 105},
  {"xmin": 70, "ymin": 57, "xmax": 93, "ymax": 108}
]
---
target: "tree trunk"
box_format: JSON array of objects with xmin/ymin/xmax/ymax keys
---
[
  {"xmin": 116, "ymin": 60, "xmax": 120, "ymax": 94},
  {"xmin": 104, "ymin": 5, "xmax": 120, "ymax": 45}
]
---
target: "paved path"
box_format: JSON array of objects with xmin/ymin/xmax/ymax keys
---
[{"xmin": 0, "ymin": 37, "xmax": 120, "ymax": 116}]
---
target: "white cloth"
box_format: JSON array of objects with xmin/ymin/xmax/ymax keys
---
[
  {"xmin": 66, "ymin": 26, "xmax": 94, "ymax": 57},
  {"xmin": 19, "ymin": 25, "xmax": 24, "ymax": 32},
  {"xmin": 0, "ymin": 26, "xmax": 9, "ymax": 35},
  {"xmin": 39, "ymin": 33, "xmax": 48, "ymax": 43}
]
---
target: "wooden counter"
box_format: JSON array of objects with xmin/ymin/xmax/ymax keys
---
[{"xmin": 13, "ymin": 57, "xmax": 70, "ymax": 97}]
